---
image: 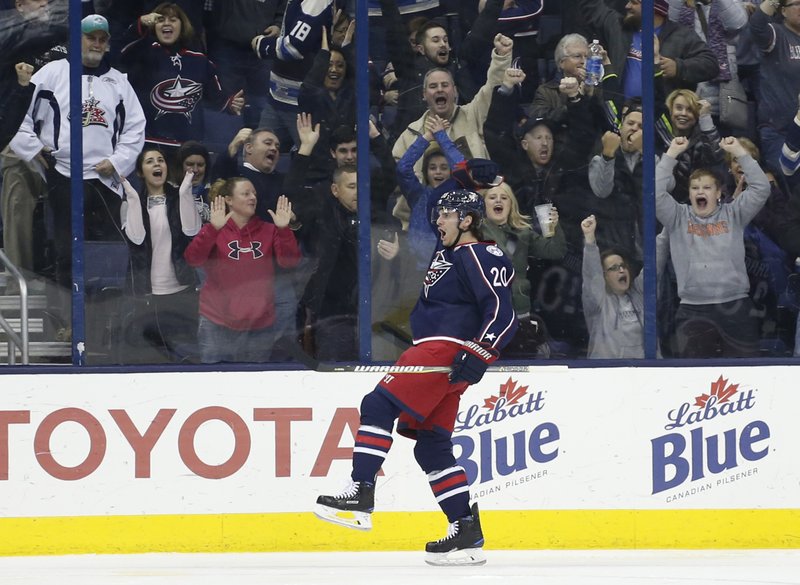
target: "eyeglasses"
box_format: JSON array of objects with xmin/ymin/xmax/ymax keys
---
[{"xmin": 604, "ymin": 263, "xmax": 628, "ymax": 273}]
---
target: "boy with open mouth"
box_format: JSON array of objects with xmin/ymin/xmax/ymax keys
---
[{"xmin": 656, "ymin": 136, "xmax": 771, "ymax": 358}]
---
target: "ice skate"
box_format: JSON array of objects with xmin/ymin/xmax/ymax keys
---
[
  {"xmin": 424, "ymin": 503, "xmax": 486, "ymax": 566},
  {"xmin": 315, "ymin": 480, "xmax": 374, "ymax": 530}
]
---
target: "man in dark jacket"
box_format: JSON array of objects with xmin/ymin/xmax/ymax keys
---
[
  {"xmin": 577, "ymin": 0, "xmax": 719, "ymax": 98},
  {"xmin": 0, "ymin": 63, "xmax": 34, "ymax": 153},
  {"xmin": 1, "ymin": 0, "xmax": 68, "ymax": 292},
  {"xmin": 588, "ymin": 98, "xmax": 644, "ymax": 264},
  {"xmin": 484, "ymin": 66, "xmax": 598, "ymax": 357},
  {"xmin": 285, "ymin": 114, "xmax": 399, "ymax": 361}
]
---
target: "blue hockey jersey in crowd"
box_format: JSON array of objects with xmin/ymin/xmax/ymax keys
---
[
  {"xmin": 254, "ymin": 0, "xmax": 335, "ymax": 106},
  {"xmin": 120, "ymin": 30, "xmax": 232, "ymax": 147}
]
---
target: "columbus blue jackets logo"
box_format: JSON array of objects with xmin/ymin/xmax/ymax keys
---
[
  {"xmin": 151, "ymin": 75, "xmax": 203, "ymax": 120},
  {"xmin": 423, "ymin": 250, "xmax": 452, "ymax": 297},
  {"xmin": 228, "ymin": 240, "xmax": 264, "ymax": 260},
  {"xmin": 80, "ymin": 96, "xmax": 108, "ymax": 128}
]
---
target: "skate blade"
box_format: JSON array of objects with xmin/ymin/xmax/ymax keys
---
[
  {"xmin": 314, "ymin": 504, "xmax": 372, "ymax": 531},
  {"xmin": 425, "ymin": 548, "xmax": 486, "ymax": 566}
]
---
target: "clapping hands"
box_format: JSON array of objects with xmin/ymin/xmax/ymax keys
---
[{"xmin": 423, "ymin": 114, "xmax": 449, "ymax": 140}]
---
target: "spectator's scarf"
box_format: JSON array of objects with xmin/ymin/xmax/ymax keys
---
[{"xmin": 677, "ymin": 1, "xmax": 731, "ymax": 82}]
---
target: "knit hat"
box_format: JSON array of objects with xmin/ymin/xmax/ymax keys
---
[
  {"xmin": 654, "ymin": 0, "xmax": 669, "ymax": 17},
  {"xmin": 81, "ymin": 14, "xmax": 109, "ymax": 36}
]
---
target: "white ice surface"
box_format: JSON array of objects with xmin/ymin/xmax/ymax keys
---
[{"xmin": 1, "ymin": 550, "xmax": 800, "ymax": 585}]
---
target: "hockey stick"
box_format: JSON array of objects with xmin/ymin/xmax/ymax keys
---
[
  {"xmin": 279, "ymin": 338, "xmax": 567, "ymax": 374},
  {"xmin": 311, "ymin": 363, "xmax": 548, "ymax": 374}
]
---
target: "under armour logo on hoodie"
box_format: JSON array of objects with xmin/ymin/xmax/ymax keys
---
[{"xmin": 228, "ymin": 240, "xmax": 263, "ymax": 260}]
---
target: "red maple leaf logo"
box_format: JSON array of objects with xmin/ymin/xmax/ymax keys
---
[
  {"xmin": 482, "ymin": 377, "xmax": 528, "ymax": 410},
  {"xmin": 694, "ymin": 375, "xmax": 739, "ymax": 408}
]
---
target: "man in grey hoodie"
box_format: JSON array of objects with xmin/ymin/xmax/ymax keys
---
[{"xmin": 656, "ymin": 135, "xmax": 770, "ymax": 357}]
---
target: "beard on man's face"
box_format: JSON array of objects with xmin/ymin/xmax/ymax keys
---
[{"xmin": 622, "ymin": 13, "xmax": 641, "ymax": 30}]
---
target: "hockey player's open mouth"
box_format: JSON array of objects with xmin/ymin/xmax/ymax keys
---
[{"xmin": 438, "ymin": 227, "xmax": 447, "ymax": 241}]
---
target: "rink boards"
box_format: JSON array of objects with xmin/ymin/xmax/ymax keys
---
[{"xmin": 0, "ymin": 366, "xmax": 798, "ymax": 555}]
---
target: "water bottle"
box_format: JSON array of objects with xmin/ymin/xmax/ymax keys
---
[{"xmin": 585, "ymin": 39, "xmax": 604, "ymax": 87}]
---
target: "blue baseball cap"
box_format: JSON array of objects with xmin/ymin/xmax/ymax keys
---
[{"xmin": 81, "ymin": 14, "xmax": 109, "ymax": 36}]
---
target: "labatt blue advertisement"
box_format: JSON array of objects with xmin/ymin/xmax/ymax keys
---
[
  {"xmin": 651, "ymin": 375, "xmax": 769, "ymax": 500},
  {"xmin": 452, "ymin": 376, "xmax": 559, "ymax": 498}
]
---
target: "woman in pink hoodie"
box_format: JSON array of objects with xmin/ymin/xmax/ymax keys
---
[{"xmin": 184, "ymin": 177, "xmax": 301, "ymax": 363}]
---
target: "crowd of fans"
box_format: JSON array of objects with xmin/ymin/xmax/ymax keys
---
[{"xmin": 2, "ymin": 0, "xmax": 800, "ymax": 365}]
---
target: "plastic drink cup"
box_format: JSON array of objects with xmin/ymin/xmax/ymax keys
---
[{"xmin": 534, "ymin": 203, "xmax": 555, "ymax": 238}]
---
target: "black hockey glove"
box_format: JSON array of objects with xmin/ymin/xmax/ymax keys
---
[{"xmin": 449, "ymin": 340, "xmax": 499, "ymax": 385}]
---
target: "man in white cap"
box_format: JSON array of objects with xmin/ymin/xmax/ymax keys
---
[{"xmin": 10, "ymin": 14, "xmax": 146, "ymax": 346}]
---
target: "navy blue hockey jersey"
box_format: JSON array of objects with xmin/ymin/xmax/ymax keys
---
[
  {"xmin": 254, "ymin": 0, "xmax": 335, "ymax": 106},
  {"xmin": 410, "ymin": 241, "xmax": 518, "ymax": 351},
  {"xmin": 120, "ymin": 35, "xmax": 231, "ymax": 146}
]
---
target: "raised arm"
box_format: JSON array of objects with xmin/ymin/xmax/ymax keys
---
[
  {"xmin": 749, "ymin": 1, "xmax": 778, "ymax": 52},
  {"xmin": 179, "ymin": 170, "xmax": 202, "ymax": 236},
  {"xmin": 655, "ymin": 137, "xmax": 690, "ymax": 226},
  {"xmin": 589, "ymin": 131, "xmax": 621, "ymax": 198},
  {"xmin": 720, "ymin": 137, "xmax": 770, "ymax": 224},
  {"xmin": 580, "ymin": 214, "xmax": 605, "ymax": 317},
  {"xmin": 121, "ymin": 178, "xmax": 145, "ymax": 246},
  {"xmin": 780, "ymin": 101, "xmax": 800, "ymax": 176}
]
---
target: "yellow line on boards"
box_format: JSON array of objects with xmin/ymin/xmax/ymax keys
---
[{"xmin": 0, "ymin": 510, "xmax": 798, "ymax": 556}]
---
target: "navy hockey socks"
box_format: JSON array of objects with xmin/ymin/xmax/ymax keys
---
[
  {"xmin": 352, "ymin": 425, "xmax": 393, "ymax": 483},
  {"xmin": 428, "ymin": 466, "xmax": 471, "ymax": 522}
]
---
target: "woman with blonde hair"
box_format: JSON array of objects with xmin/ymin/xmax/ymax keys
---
[
  {"xmin": 480, "ymin": 182, "xmax": 567, "ymax": 357},
  {"xmin": 658, "ymin": 88, "xmax": 726, "ymax": 203}
]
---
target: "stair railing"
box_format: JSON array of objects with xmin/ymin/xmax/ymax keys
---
[{"xmin": 0, "ymin": 249, "xmax": 29, "ymax": 365}]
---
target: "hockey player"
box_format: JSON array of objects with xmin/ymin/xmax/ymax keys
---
[{"xmin": 315, "ymin": 189, "xmax": 518, "ymax": 566}]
